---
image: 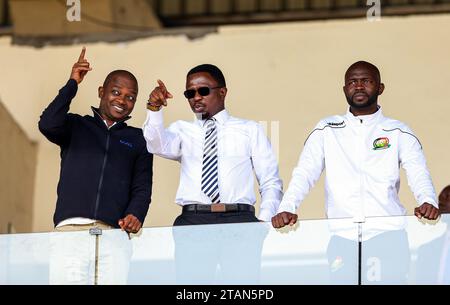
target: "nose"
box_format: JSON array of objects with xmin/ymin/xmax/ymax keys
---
[
  {"xmin": 117, "ymin": 95, "xmax": 126, "ymax": 105},
  {"xmin": 355, "ymin": 80, "xmax": 365, "ymax": 90}
]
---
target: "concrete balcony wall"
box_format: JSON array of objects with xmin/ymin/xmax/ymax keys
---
[{"xmin": 0, "ymin": 101, "xmax": 36, "ymax": 234}]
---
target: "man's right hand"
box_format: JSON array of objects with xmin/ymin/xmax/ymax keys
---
[
  {"xmin": 148, "ymin": 79, "xmax": 173, "ymax": 109},
  {"xmin": 271, "ymin": 212, "xmax": 298, "ymax": 229},
  {"xmin": 70, "ymin": 47, "xmax": 92, "ymax": 84}
]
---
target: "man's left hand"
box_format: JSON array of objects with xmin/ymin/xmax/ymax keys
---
[
  {"xmin": 414, "ymin": 202, "xmax": 440, "ymax": 220},
  {"xmin": 118, "ymin": 214, "xmax": 142, "ymax": 233}
]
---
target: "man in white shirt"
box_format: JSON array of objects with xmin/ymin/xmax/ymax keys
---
[
  {"xmin": 143, "ymin": 64, "xmax": 282, "ymax": 225},
  {"xmin": 272, "ymin": 61, "xmax": 440, "ymax": 229},
  {"xmin": 143, "ymin": 64, "xmax": 281, "ymax": 283}
]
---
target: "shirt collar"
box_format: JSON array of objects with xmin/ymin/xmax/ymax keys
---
[
  {"xmin": 345, "ymin": 106, "xmax": 383, "ymax": 125},
  {"xmin": 196, "ymin": 109, "xmax": 230, "ymax": 127}
]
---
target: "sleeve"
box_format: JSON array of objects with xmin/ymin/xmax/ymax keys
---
[
  {"xmin": 398, "ymin": 125, "xmax": 438, "ymax": 208},
  {"xmin": 277, "ymin": 122, "xmax": 326, "ymax": 214},
  {"xmin": 142, "ymin": 109, "xmax": 182, "ymax": 161},
  {"xmin": 251, "ymin": 123, "xmax": 283, "ymax": 221},
  {"xmin": 124, "ymin": 144, "xmax": 153, "ymax": 224},
  {"xmin": 38, "ymin": 79, "xmax": 78, "ymax": 146}
]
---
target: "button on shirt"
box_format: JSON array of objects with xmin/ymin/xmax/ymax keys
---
[{"xmin": 143, "ymin": 109, "xmax": 283, "ymax": 221}]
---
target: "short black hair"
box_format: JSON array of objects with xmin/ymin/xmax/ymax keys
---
[
  {"xmin": 345, "ymin": 61, "xmax": 381, "ymax": 83},
  {"xmin": 187, "ymin": 64, "xmax": 226, "ymax": 87},
  {"xmin": 103, "ymin": 70, "xmax": 138, "ymax": 90}
]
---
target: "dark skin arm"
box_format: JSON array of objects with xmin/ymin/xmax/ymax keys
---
[
  {"xmin": 118, "ymin": 214, "xmax": 142, "ymax": 233},
  {"xmin": 271, "ymin": 212, "xmax": 298, "ymax": 229},
  {"xmin": 414, "ymin": 202, "xmax": 440, "ymax": 220}
]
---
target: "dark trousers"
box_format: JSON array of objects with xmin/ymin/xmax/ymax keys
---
[
  {"xmin": 172, "ymin": 210, "xmax": 268, "ymax": 284},
  {"xmin": 174, "ymin": 210, "xmax": 260, "ymax": 226}
]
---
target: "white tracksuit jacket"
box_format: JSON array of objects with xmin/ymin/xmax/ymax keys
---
[{"xmin": 278, "ymin": 107, "xmax": 437, "ymax": 219}]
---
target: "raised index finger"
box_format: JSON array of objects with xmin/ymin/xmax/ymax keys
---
[
  {"xmin": 78, "ymin": 47, "xmax": 86, "ymax": 63},
  {"xmin": 157, "ymin": 79, "xmax": 168, "ymax": 93}
]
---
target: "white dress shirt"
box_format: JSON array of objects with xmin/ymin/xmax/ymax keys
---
[
  {"xmin": 278, "ymin": 107, "xmax": 437, "ymax": 220},
  {"xmin": 143, "ymin": 109, "xmax": 283, "ymax": 221}
]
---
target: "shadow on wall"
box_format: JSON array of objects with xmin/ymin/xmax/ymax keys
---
[{"xmin": 0, "ymin": 100, "xmax": 37, "ymax": 234}]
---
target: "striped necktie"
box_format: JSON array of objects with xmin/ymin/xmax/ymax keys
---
[{"xmin": 201, "ymin": 118, "xmax": 220, "ymax": 203}]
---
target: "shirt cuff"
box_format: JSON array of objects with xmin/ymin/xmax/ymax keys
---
[
  {"xmin": 144, "ymin": 109, "xmax": 164, "ymax": 126},
  {"xmin": 419, "ymin": 197, "xmax": 438, "ymax": 209},
  {"xmin": 276, "ymin": 200, "xmax": 297, "ymax": 214},
  {"xmin": 258, "ymin": 208, "xmax": 274, "ymax": 222}
]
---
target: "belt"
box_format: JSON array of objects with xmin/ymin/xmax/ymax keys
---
[{"xmin": 182, "ymin": 203, "xmax": 255, "ymax": 213}]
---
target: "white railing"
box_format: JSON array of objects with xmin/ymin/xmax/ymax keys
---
[{"xmin": 1, "ymin": 214, "xmax": 449, "ymax": 285}]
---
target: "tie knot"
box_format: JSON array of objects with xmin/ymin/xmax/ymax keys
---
[{"xmin": 204, "ymin": 118, "xmax": 216, "ymax": 130}]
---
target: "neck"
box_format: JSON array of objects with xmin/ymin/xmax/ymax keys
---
[
  {"xmin": 104, "ymin": 119, "xmax": 115, "ymax": 127},
  {"xmin": 98, "ymin": 109, "xmax": 116, "ymax": 127},
  {"xmin": 350, "ymin": 105, "xmax": 378, "ymax": 116},
  {"xmin": 202, "ymin": 107, "xmax": 225, "ymax": 120}
]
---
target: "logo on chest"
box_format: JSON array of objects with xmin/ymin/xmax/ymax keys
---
[
  {"xmin": 119, "ymin": 140, "xmax": 133, "ymax": 149},
  {"xmin": 372, "ymin": 137, "xmax": 391, "ymax": 150}
]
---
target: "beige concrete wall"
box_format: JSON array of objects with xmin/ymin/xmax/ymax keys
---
[
  {"xmin": 0, "ymin": 14, "xmax": 449, "ymax": 232},
  {"xmin": 0, "ymin": 102, "xmax": 37, "ymax": 233}
]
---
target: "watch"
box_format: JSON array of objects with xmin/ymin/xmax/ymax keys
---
[{"xmin": 146, "ymin": 102, "xmax": 162, "ymax": 112}]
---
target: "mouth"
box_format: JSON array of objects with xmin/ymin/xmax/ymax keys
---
[
  {"xmin": 193, "ymin": 103, "xmax": 206, "ymax": 113},
  {"xmin": 112, "ymin": 105, "xmax": 126, "ymax": 113},
  {"xmin": 353, "ymin": 93, "xmax": 368, "ymax": 101}
]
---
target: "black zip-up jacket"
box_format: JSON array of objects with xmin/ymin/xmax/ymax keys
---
[{"xmin": 38, "ymin": 79, "xmax": 153, "ymax": 228}]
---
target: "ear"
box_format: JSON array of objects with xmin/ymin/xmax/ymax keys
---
[
  {"xmin": 220, "ymin": 87, "xmax": 227, "ymax": 99},
  {"xmin": 98, "ymin": 86, "xmax": 103, "ymax": 99},
  {"xmin": 378, "ymin": 83, "xmax": 385, "ymax": 95}
]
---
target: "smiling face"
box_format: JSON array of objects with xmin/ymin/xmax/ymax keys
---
[
  {"xmin": 98, "ymin": 74, "xmax": 138, "ymax": 126},
  {"xmin": 185, "ymin": 72, "xmax": 227, "ymax": 120},
  {"xmin": 343, "ymin": 62, "xmax": 384, "ymax": 116}
]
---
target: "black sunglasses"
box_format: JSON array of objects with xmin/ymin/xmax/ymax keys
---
[{"xmin": 184, "ymin": 86, "xmax": 222, "ymax": 99}]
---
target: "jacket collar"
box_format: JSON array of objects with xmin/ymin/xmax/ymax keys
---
[
  {"xmin": 345, "ymin": 106, "xmax": 383, "ymax": 126},
  {"xmin": 91, "ymin": 107, "xmax": 131, "ymax": 128}
]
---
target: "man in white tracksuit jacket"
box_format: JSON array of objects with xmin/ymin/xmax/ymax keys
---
[{"xmin": 272, "ymin": 61, "xmax": 440, "ymax": 229}]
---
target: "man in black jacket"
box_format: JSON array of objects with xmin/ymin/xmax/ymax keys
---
[{"xmin": 39, "ymin": 47, "xmax": 153, "ymax": 284}]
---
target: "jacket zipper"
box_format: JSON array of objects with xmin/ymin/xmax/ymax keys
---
[
  {"xmin": 94, "ymin": 131, "xmax": 110, "ymax": 219},
  {"xmin": 359, "ymin": 118, "xmax": 365, "ymax": 218},
  {"xmin": 358, "ymin": 118, "xmax": 365, "ymax": 219}
]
